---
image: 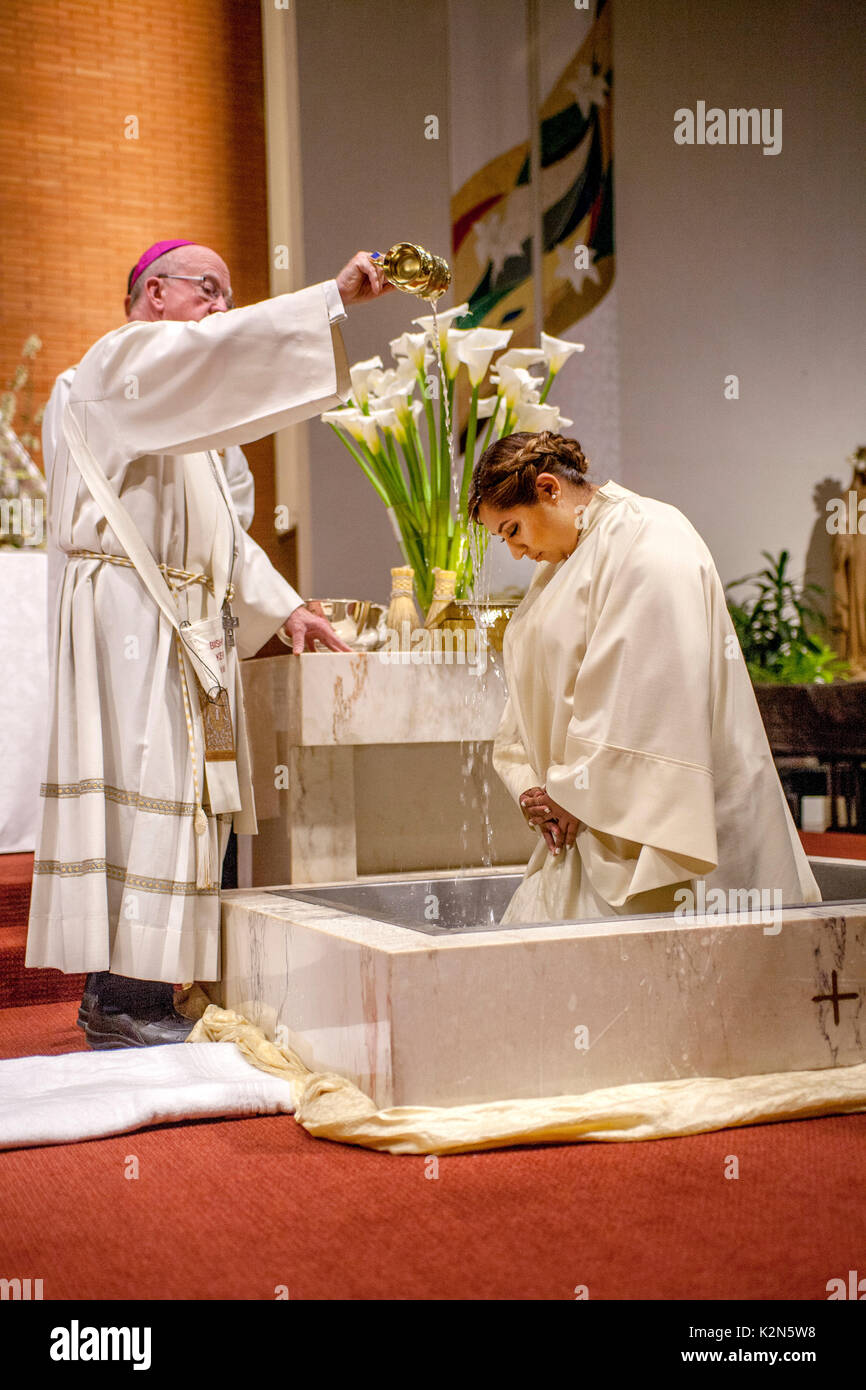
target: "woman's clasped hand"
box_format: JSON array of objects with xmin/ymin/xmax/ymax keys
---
[{"xmin": 519, "ymin": 786, "xmax": 582, "ymax": 855}]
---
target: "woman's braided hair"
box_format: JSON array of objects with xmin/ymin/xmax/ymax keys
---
[{"xmin": 467, "ymin": 431, "xmax": 590, "ymax": 523}]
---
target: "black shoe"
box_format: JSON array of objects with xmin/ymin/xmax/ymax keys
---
[
  {"xmin": 76, "ymin": 974, "xmax": 99, "ymax": 1031},
  {"xmin": 84, "ymin": 1002, "xmax": 196, "ymax": 1050},
  {"xmin": 80, "ymin": 970, "xmax": 173, "ymax": 1031}
]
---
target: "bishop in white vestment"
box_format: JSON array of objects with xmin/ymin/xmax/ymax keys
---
[{"xmin": 26, "ymin": 242, "xmax": 389, "ymax": 1008}]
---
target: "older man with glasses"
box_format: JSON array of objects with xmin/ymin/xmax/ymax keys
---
[
  {"xmin": 42, "ymin": 247, "xmax": 259, "ymax": 690},
  {"xmin": 27, "ymin": 237, "xmax": 393, "ymax": 1049}
]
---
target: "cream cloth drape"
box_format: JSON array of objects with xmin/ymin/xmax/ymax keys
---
[
  {"xmin": 186, "ymin": 1004, "xmax": 866, "ymax": 1155},
  {"xmin": 495, "ymin": 480, "xmax": 820, "ymax": 925}
]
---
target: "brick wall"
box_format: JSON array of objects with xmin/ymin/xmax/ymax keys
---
[{"xmin": 0, "ymin": 0, "xmax": 285, "ymax": 569}]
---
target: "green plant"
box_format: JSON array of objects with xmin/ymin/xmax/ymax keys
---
[{"xmin": 725, "ymin": 550, "xmax": 849, "ymax": 684}]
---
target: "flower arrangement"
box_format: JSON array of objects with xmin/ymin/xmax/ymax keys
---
[
  {"xmin": 1, "ymin": 336, "xmax": 47, "ymax": 549},
  {"xmin": 322, "ymin": 304, "xmax": 583, "ymax": 611}
]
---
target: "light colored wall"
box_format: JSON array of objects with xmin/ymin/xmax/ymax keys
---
[
  {"xmin": 295, "ymin": 0, "xmax": 453, "ymax": 603},
  {"xmin": 614, "ymin": 0, "xmax": 866, "ymax": 605},
  {"xmin": 294, "ymin": 0, "xmax": 865, "ymax": 609}
]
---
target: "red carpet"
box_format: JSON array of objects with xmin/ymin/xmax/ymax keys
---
[
  {"xmin": 799, "ymin": 830, "xmax": 866, "ymax": 860},
  {"xmin": 0, "ymin": 999, "xmax": 864, "ymax": 1301},
  {"xmin": 2, "ymin": 843, "xmax": 866, "ymax": 1300},
  {"xmin": 0, "ymin": 852, "xmax": 85, "ymax": 1008}
]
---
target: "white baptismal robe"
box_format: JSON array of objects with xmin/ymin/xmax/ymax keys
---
[
  {"xmin": 26, "ymin": 284, "xmax": 350, "ymax": 984},
  {"xmin": 494, "ymin": 480, "xmax": 821, "ymax": 924}
]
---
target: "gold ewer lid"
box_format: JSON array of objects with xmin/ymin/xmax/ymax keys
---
[{"xmin": 373, "ymin": 242, "xmax": 451, "ymax": 301}]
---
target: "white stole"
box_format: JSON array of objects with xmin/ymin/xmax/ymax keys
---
[{"xmin": 182, "ymin": 452, "xmax": 258, "ymax": 834}]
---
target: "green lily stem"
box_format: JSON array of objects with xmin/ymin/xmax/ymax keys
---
[
  {"xmin": 479, "ymin": 402, "xmax": 501, "ymax": 455},
  {"xmin": 418, "ymin": 368, "xmax": 438, "ymax": 475},
  {"xmin": 327, "ymin": 424, "xmax": 389, "ymax": 505},
  {"xmin": 438, "ymin": 385, "xmax": 449, "ymax": 500},
  {"xmin": 408, "ymin": 416, "xmax": 432, "ymax": 506},
  {"xmin": 391, "ymin": 508, "xmax": 427, "ymax": 589},
  {"xmin": 538, "ymin": 368, "xmax": 555, "ymax": 404},
  {"xmin": 417, "ymin": 367, "xmax": 440, "ymax": 569},
  {"xmin": 459, "ymin": 384, "xmax": 479, "ymax": 520},
  {"xmin": 381, "ymin": 431, "xmax": 411, "ymax": 508},
  {"xmin": 398, "ymin": 432, "xmax": 426, "ymax": 525}
]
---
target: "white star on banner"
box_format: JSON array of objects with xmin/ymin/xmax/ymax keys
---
[
  {"xmin": 473, "ymin": 208, "xmax": 526, "ymax": 280},
  {"xmin": 555, "ymin": 242, "xmax": 602, "ymax": 295},
  {"xmin": 564, "ymin": 64, "xmax": 609, "ymax": 119}
]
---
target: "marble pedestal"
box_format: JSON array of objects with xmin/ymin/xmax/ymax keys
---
[
  {"xmin": 239, "ymin": 652, "xmax": 535, "ymax": 885},
  {"xmin": 218, "ymin": 869, "xmax": 866, "ymax": 1109}
]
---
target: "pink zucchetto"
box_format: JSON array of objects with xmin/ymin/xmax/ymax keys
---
[{"xmin": 127, "ymin": 239, "xmax": 197, "ymax": 294}]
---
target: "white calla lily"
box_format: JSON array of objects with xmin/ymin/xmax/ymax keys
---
[
  {"xmin": 443, "ymin": 328, "xmax": 477, "ymax": 378},
  {"xmin": 476, "ymin": 397, "xmax": 510, "ymax": 432},
  {"xmin": 457, "ymin": 327, "xmax": 514, "ymax": 387},
  {"xmin": 513, "ymin": 402, "xmax": 573, "ymax": 433},
  {"xmin": 369, "ymin": 405, "xmax": 400, "ymax": 434},
  {"xmin": 322, "ymin": 406, "xmax": 381, "ymax": 453},
  {"xmin": 393, "ymin": 356, "xmax": 420, "ymax": 388},
  {"xmin": 358, "ymin": 415, "xmax": 383, "ymax": 452},
  {"xmin": 494, "ymin": 347, "xmax": 547, "ymax": 371},
  {"xmin": 459, "ymin": 348, "xmax": 496, "ymax": 389},
  {"xmin": 370, "ymin": 367, "xmax": 416, "ymax": 402},
  {"xmin": 389, "ymin": 332, "xmax": 431, "ymax": 372},
  {"xmin": 492, "ymin": 364, "xmax": 543, "ymax": 408},
  {"xmin": 374, "ymin": 390, "xmax": 415, "ymax": 416},
  {"xmin": 540, "ymin": 332, "xmax": 585, "ymax": 375},
  {"xmin": 348, "ymin": 356, "xmax": 385, "ymax": 409},
  {"xmin": 412, "ymin": 302, "xmax": 470, "ymax": 351},
  {"xmin": 369, "ymin": 393, "xmax": 426, "ymax": 446}
]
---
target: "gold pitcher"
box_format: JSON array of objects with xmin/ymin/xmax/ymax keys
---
[{"xmin": 374, "ymin": 242, "xmax": 451, "ymax": 301}]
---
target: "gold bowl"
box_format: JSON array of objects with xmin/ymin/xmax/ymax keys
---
[{"xmin": 436, "ymin": 599, "xmax": 519, "ymax": 652}]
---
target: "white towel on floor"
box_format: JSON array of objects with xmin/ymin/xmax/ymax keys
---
[{"xmin": 0, "ymin": 1042, "xmax": 296, "ymax": 1149}]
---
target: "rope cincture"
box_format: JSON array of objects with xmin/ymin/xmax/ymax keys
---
[
  {"xmin": 68, "ymin": 548, "xmax": 216, "ymax": 595},
  {"xmin": 69, "ymin": 548, "xmax": 229, "ymax": 890}
]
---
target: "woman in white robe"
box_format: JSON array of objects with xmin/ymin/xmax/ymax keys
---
[{"xmin": 469, "ymin": 431, "xmax": 821, "ymax": 924}]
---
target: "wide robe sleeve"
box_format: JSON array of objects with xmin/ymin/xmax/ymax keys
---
[
  {"xmin": 492, "ymin": 695, "xmax": 542, "ymax": 807},
  {"xmin": 232, "ymin": 530, "xmax": 303, "ymax": 659},
  {"xmin": 72, "ymin": 282, "xmax": 350, "ymax": 459},
  {"xmin": 544, "ymin": 511, "xmax": 721, "ymax": 908}
]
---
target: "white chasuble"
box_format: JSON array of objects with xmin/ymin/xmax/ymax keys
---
[
  {"xmin": 26, "ymin": 285, "xmax": 350, "ymax": 984},
  {"xmin": 494, "ymin": 480, "xmax": 821, "ymax": 925}
]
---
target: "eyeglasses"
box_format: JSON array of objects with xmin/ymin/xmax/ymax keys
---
[{"xmin": 156, "ymin": 274, "xmax": 234, "ymax": 309}]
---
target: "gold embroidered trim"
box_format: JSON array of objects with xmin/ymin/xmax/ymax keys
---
[
  {"xmin": 40, "ymin": 780, "xmax": 198, "ymax": 816},
  {"xmin": 32, "ymin": 859, "xmax": 219, "ymax": 896},
  {"xmin": 197, "ymin": 685, "xmax": 236, "ymax": 762}
]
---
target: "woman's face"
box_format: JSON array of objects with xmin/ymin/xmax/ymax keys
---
[{"xmin": 477, "ymin": 473, "xmax": 581, "ymax": 564}]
